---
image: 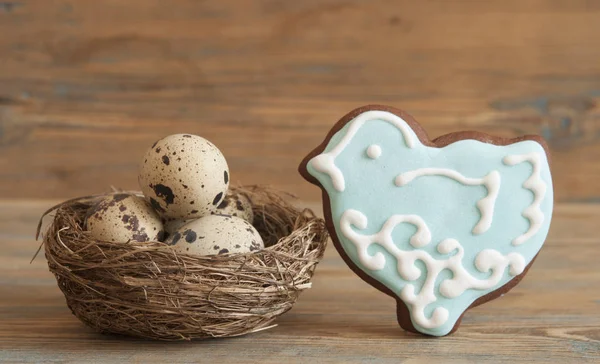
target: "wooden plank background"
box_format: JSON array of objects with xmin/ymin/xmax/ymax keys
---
[{"xmin": 1, "ymin": 0, "xmax": 600, "ymax": 202}]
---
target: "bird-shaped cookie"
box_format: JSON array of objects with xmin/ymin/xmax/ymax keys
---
[{"xmin": 299, "ymin": 105, "xmax": 553, "ymax": 336}]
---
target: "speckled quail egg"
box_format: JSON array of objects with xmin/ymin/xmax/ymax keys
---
[
  {"xmin": 165, "ymin": 192, "xmax": 253, "ymax": 233},
  {"xmin": 163, "ymin": 217, "xmax": 193, "ymax": 235},
  {"xmin": 86, "ymin": 194, "xmax": 165, "ymax": 243},
  {"xmin": 138, "ymin": 134, "xmax": 229, "ymax": 220},
  {"xmin": 209, "ymin": 192, "xmax": 254, "ymax": 223},
  {"xmin": 166, "ymin": 214, "xmax": 264, "ymax": 256}
]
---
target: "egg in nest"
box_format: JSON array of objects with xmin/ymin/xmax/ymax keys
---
[
  {"xmin": 139, "ymin": 134, "xmax": 229, "ymax": 220},
  {"xmin": 164, "ymin": 192, "xmax": 254, "ymax": 235},
  {"xmin": 86, "ymin": 194, "xmax": 165, "ymax": 243},
  {"xmin": 163, "ymin": 217, "xmax": 192, "ymax": 235},
  {"xmin": 166, "ymin": 214, "xmax": 264, "ymax": 256},
  {"xmin": 210, "ymin": 192, "xmax": 254, "ymax": 223}
]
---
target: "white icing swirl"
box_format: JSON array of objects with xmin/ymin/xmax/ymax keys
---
[
  {"xmin": 339, "ymin": 209, "xmax": 525, "ymax": 329},
  {"xmin": 503, "ymin": 152, "xmax": 546, "ymax": 246},
  {"xmin": 310, "ymin": 111, "xmax": 416, "ymax": 192},
  {"xmin": 394, "ymin": 168, "xmax": 501, "ymax": 235}
]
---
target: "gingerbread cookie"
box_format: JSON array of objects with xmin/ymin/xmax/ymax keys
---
[{"xmin": 299, "ymin": 105, "xmax": 553, "ymax": 336}]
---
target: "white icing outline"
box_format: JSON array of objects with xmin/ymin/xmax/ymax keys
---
[
  {"xmin": 394, "ymin": 168, "xmax": 501, "ymax": 235},
  {"xmin": 340, "ymin": 209, "xmax": 525, "ymax": 329},
  {"xmin": 503, "ymin": 152, "xmax": 546, "ymax": 246},
  {"xmin": 366, "ymin": 144, "xmax": 382, "ymax": 159},
  {"xmin": 310, "ymin": 111, "xmax": 417, "ymax": 191}
]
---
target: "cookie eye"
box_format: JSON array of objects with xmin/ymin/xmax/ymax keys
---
[{"xmin": 366, "ymin": 144, "xmax": 382, "ymax": 159}]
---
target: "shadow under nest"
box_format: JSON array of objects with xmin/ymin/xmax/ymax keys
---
[{"xmin": 37, "ymin": 185, "xmax": 328, "ymax": 341}]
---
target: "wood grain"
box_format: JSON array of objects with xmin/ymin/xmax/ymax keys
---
[
  {"xmin": 1, "ymin": 0, "xmax": 600, "ymax": 202},
  {"xmin": 0, "ymin": 200, "xmax": 599, "ymax": 363}
]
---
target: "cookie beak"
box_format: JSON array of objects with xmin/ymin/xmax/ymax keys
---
[{"xmin": 298, "ymin": 144, "xmax": 325, "ymax": 187}]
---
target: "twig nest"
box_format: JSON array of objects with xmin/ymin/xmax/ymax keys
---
[{"xmin": 38, "ymin": 186, "xmax": 328, "ymax": 341}]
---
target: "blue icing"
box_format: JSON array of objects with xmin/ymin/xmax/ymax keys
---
[{"xmin": 307, "ymin": 114, "xmax": 553, "ymax": 336}]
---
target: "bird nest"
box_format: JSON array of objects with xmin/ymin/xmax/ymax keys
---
[{"xmin": 36, "ymin": 186, "xmax": 328, "ymax": 341}]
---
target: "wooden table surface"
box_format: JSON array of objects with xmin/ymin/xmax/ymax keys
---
[{"xmin": 1, "ymin": 200, "xmax": 599, "ymax": 363}]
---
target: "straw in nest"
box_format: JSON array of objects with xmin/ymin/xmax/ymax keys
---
[{"xmin": 36, "ymin": 186, "xmax": 328, "ymax": 341}]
